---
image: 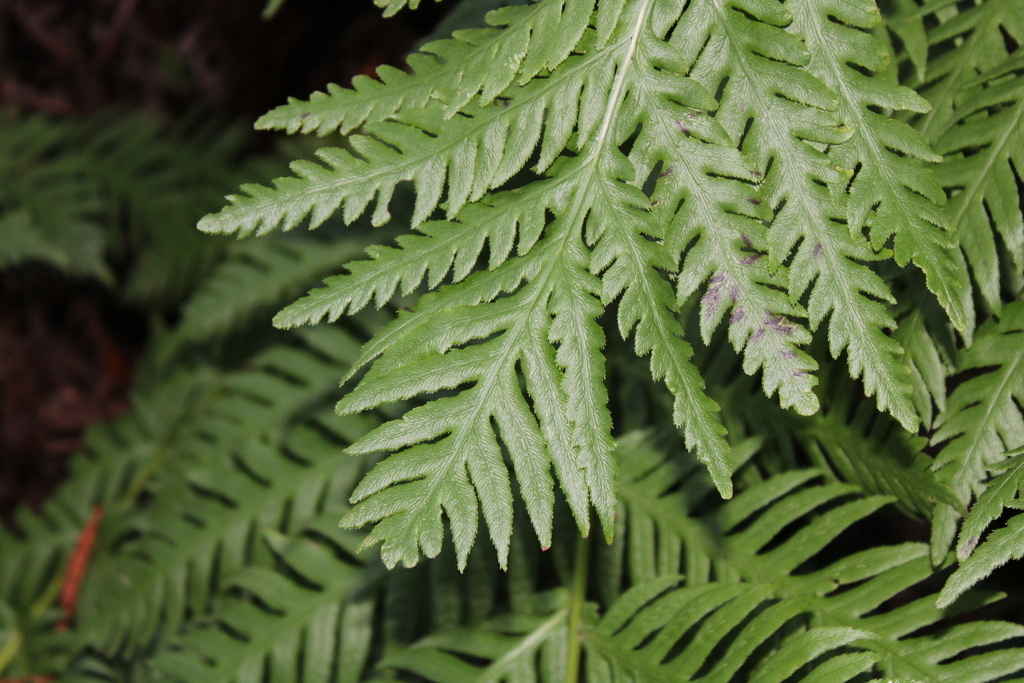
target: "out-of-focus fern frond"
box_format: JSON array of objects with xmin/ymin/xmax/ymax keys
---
[
  {"xmin": 912, "ymin": 0, "xmax": 1024, "ymax": 142},
  {"xmin": 74, "ymin": 328, "xmax": 372, "ymax": 655},
  {"xmin": 149, "ymin": 516, "xmax": 375, "ymax": 683},
  {"xmin": 0, "ymin": 109, "xmax": 265, "ymax": 304},
  {"xmin": 374, "ymin": 433, "xmax": 1024, "ymax": 682},
  {"xmin": 0, "ymin": 369, "xmax": 217, "ymax": 679},
  {"xmin": 173, "ymin": 235, "xmax": 369, "ymax": 345},
  {"xmin": 610, "ymin": 434, "xmax": 1024, "ymax": 682}
]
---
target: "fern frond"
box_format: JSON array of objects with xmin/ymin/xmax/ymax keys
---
[
  {"xmin": 931, "ymin": 299, "xmax": 1024, "ymax": 564},
  {"xmin": 174, "ymin": 235, "xmax": 368, "ymax": 345},
  {"xmin": 0, "ymin": 208, "xmax": 109, "ymax": 282},
  {"xmin": 939, "ymin": 449, "xmax": 1024, "ymax": 607},
  {"xmin": 788, "ymin": 0, "xmax": 968, "ymax": 332},
  {"xmin": 76, "ymin": 418, "xmax": 372, "ymax": 654},
  {"xmin": 376, "ymin": 433, "xmax": 1024, "ymax": 682},
  {"xmin": 375, "ymin": 0, "xmax": 431, "ymax": 17},
  {"xmin": 0, "ymin": 369, "xmax": 219, "ymax": 679},
  {"xmin": 893, "ymin": 301, "xmax": 951, "ymax": 430},
  {"xmin": 931, "ymin": 48, "xmax": 1024, "ymax": 310},
  {"xmin": 613, "ymin": 433, "xmax": 1024, "ymax": 682},
  {"xmin": 74, "ymin": 329, "xmax": 372, "ymax": 654},
  {"xmin": 311, "ymin": 0, "xmax": 789, "ymax": 568},
  {"xmin": 627, "ymin": 4, "xmax": 820, "ymax": 417},
  {"xmin": 256, "ymin": 0, "xmax": 592, "ymax": 135},
  {"xmin": 881, "ymin": 0, "xmax": 930, "ymax": 82},
  {"xmin": 0, "ymin": 109, "xmax": 257, "ymax": 301},
  {"xmin": 802, "ymin": 393, "xmax": 958, "ymax": 520},
  {"xmin": 585, "ymin": 582, "xmax": 871, "ymax": 683},
  {"xmin": 667, "ymin": 0, "xmax": 914, "ymax": 426},
  {"xmin": 200, "ymin": 0, "xmax": 1013, "ymax": 566},
  {"xmin": 383, "ymin": 578, "xmax": 872, "ymax": 683},
  {"xmin": 149, "ymin": 516, "xmax": 373, "ymax": 683},
  {"xmin": 273, "ymin": 180, "xmax": 565, "ymax": 328},
  {"xmin": 912, "ymin": 0, "xmax": 1024, "ymax": 141}
]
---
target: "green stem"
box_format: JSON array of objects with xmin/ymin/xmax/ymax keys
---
[{"xmin": 564, "ymin": 532, "xmax": 590, "ymax": 683}]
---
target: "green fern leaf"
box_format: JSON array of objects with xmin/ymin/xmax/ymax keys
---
[
  {"xmin": 939, "ymin": 511, "xmax": 1024, "ymax": 610},
  {"xmin": 274, "ymin": 182, "xmax": 561, "ymax": 328},
  {"xmin": 320, "ymin": 0, "xmax": 787, "ymax": 566},
  {"xmin": 630, "ymin": 4, "xmax": 820, "ymax": 417},
  {"xmin": 174, "ymin": 235, "xmax": 368, "ymax": 344},
  {"xmin": 931, "ymin": 48, "xmax": 1024, "ymax": 310},
  {"xmin": 384, "ymin": 578, "xmax": 873, "ymax": 682},
  {"xmin": 801, "ymin": 385, "xmax": 959, "ymax": 520},
  {"xmin": 938, "ymin": 449, "xmax": 1024, "ymax": 607},
  {"xmin": 882, "ymin": 0, "xmax": 930, "ymax": 82},
  {"xmin": 931, "ymin": 299, "xmax": 1024, "ymax": 564},
  {"xmin": 613, "ymin": 433, "xmax": 1024, "ymax": 682},
  {"xmin": 379, "ymin": 433, "xmax": 1024, "ymax": 683},
  {"xmin": 788, "ymin": 0, "xmax": 967, "ymax": 333},
  {"xmin": 150, "ymin": 517, "xmax": 372, "ymax": 683},
  {"xmin": 893, "ymin": 303, "xmax": 951, "ymax": 430},
  {"xmin": 670, "ymin": 0, "xmax": 915, "ymax": 426},
  {"xmin": 74, "ymin": 330, "xmax": 372, "ymax": 654},
  {"xmin": 912, "ymin": 0, "xmax": 1024, "ymax": 142},
  {"xmin": 256, "ymin": 0, "xmax": 592, "ymax": 135}
]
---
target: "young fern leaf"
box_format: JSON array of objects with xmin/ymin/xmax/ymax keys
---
[
  {"xmin": 788, "ymin": 0, "xmax": 968, "ymax": 335},
  {"xmin": 931, "ymin": 299, "xmax": 1024, "ymax": 565},
  {"xmin": 938, "ymin": 449, "xmax": 1024, "ymax": 607},
  {"xmin": 931, "ymin": 48, "xmax": 1024, "ymax": 310}
]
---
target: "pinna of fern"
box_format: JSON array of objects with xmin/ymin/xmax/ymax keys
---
[
  {"xmin": 129, "ymin": 432, "xmax": 1024, "ymax": 683},
  {"xmin": 199, "ymin": 0, "xmax": 973, "ymax": 569}
]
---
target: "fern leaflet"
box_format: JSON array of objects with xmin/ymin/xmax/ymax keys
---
[
  {"xmin": 931, "ymin": 48, "xmax": 1024, "ymax": 310},
  {"xmin": 788, "ymin": 0, "xmax": 967, "ymax": 333},
  {"xmin": 939, "ymin": 449, "xmax": 1024, "ymax": 607},
  {"xmin": 931, "ymin": 299, "xmax": 1024, "ymax": 564}
]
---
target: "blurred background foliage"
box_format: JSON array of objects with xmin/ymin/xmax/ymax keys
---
[{"xmin": 0, "ymin": 0, "xmax": 462, "ymax": 519}]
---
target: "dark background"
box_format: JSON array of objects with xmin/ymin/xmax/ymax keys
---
[{"xmin": 0, "ymin": 0, "xmax": 456, "ymax": 520}]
